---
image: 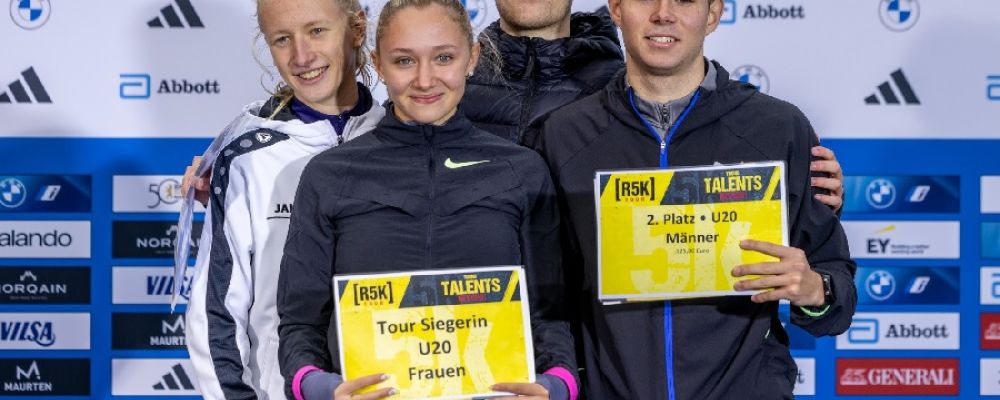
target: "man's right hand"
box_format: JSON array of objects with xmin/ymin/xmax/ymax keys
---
[
  {"xmin": 180, "ymin": 156, "xmax": 210, "ymax": 206},
  {"xmin": 334, "ymin": 373, "xmax": 396, "ymax": 400}
]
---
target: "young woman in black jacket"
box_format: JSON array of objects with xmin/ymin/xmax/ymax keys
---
[{"xmin": 276, "ymin": 1, "xmax": 577, "ymax": 399}]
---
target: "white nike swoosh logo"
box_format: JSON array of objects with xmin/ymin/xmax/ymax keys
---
[{"xmin": 444, "ymin": 158, "xmax": 490, "ymax": 169}]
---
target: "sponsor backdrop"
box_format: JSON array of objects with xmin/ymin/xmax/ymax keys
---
[{"xmin": 1, "ymin": 0, "xmax": 999, "ymax": 398}]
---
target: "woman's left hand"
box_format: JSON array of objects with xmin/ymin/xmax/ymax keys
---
[{"xmin": 491, "ymin": 382, "xmax": 549, "ymax": 399}]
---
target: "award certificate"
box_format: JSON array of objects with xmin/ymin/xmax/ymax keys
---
[
  {"xmin": 335, "ymin": 266, "xmax": 534, "ymax": 399},
  {"xmin": 595, "ymin": 162, "xmax": 789, "ymax": 302}
]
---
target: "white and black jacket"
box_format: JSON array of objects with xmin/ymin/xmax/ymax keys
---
[{"xmin": 178, "ymin": 93, "xmax": 384, "ymax": 400}]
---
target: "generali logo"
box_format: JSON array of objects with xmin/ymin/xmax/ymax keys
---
[
  {"xmin": 983, "ymin": 313, "xmax": 1000, "ymax": 350},
  {"xmin": 837, "ymin": 358, "xmax": 958, "ymax": 395}
]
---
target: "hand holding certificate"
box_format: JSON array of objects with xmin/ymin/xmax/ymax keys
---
[
  {"xmin": 334, "ymin": 266, "xmax": 534, "ymax": 399},
  {"xmin": 595, "ymin": 162, "xmax": 789, "ymax": 303}
]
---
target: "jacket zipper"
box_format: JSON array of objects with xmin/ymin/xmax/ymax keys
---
[
  {"xmin": 515, "ymin": 40, "xmax": 537, "ymax": 144},
  {"xmin": 627, "ymin": 87, "xmax": 700, "ymax": 400},
  {"xmin": 424, "ymin": 125, "xmax": 436, "ymax": 269}
]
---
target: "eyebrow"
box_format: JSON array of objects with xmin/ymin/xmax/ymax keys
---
[
  {"xmin": 385, "ymin": 44, "xmax": 460, "ymax": 53},
  {"xmin": 266, "ymin": 20, "xmax": 328, "ymax": 35}
]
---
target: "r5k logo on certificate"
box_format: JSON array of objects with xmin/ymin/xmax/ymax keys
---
[
  {"xmin": 595, "ymin": 162, "xmax": 789, "ymax": 303},
  {"xmin": 334, "ymin": 266, "xmax": 534, "ymax": 399}
]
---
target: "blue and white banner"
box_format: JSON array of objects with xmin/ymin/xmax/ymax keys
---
[
  {"xmin": 856, "ymin": 266, "xmax": 960, "ymax": 305},
  {"xmin": 0, "ymin": 175, "xmax": 90, "ymax": 213},
  {"xmin": 842, "ymin": 176, "xmax": 959, "ymax": 214}
]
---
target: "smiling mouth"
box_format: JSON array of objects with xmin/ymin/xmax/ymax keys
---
[
  {"xmin": 411, "ymin": 94, "xmax": 443, "ymax": 104},
  {"xmin": 296, "ymin": 66, "xmax": 327, "ymax": 81},
  {"xmin": 647, "ymin": 36, "xmax": 678, "ymax": 45}
]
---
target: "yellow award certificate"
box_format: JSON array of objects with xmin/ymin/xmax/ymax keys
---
[
  {"xmin": 334, "ymin": 266, "xmax": 534, "ymax": 399},
  {"xmin": 595, "ymin": 162, "xmax": 788, "ymax": 302}
]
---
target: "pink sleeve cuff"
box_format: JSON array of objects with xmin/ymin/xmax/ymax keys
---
[
  {"xmin": 292, "ymin": 365, "xmax": 322, "ymax": 400},
  {"xmin": 544, "ymin": 366, "xmax": 579, "ymax": 400}
]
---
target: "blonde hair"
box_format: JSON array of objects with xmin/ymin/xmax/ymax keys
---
[
  {"xmin": 374, "ymin": 0, "xmax": 474, "ymax": 53},
  {"xmin": 253, "ymin": 0, "xmax": 373, "ymax": 119}
]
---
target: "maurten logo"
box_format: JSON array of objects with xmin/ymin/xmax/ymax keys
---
[
  {"xmin": 152, "ymin": 364, "xmax": 195, "ymax": 391},
  {"xmin": 879, "ymin": 0, "xmax": 919, "ymax": 32},
  {"xmin": 731, "ymin": 65, "xmax": 769, "ymax": 93},
  {"xmin": 9, "ymin": 0, "xmax": 50, "ymax": 30},
  {"xmin": 0, "ymin": 67, "xmax": 50, "ymax": 104},
  {"xmin": 865, "ymin": 69, "xmax": 920, "ymax": 105},
  {"xmin": 0, "ymin": 178, "xmax": 27, "ymax": 208},
  {"xmin": 444, "ymin": 158, "xmax": 489, "ymax": 169},
  {"xmin": 147, "ymin": 0, "xmax": 203, "ymax": 28}
]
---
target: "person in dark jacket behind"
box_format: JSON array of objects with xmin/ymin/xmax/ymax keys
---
[
  {"xmin": 277, "ymin": 0, "xmax": 577, "ymax": 399},
  {"xmin": 537, "ymin": 0, "xmax": 856, "ymax": 399},
  {"xmin": 458, "ymin": 1, "xmax": 846, "ymax": 210}
]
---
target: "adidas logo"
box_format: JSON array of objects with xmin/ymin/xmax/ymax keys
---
[
  {"xmin": 865, "ymin": 69, "xmax": 920, "ymax": 105},
  {"xmin": 148, "ymin": 0, "xmax": 204, "ymax": 28},
  {"xmin": 1, "ymin": 67, "xmax": 51, "ymax": 104},
  {"xmin": 152, "ymin": 363, "xmax": 195, "ymax": 391}
]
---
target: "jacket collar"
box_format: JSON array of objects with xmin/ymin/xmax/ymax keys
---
[
  {"xmin": 475, "ymin": 9, "xmax": 622, "ymax": 83},
  {"xmin": 374, "ymin": 104, "xmax": 476, "ymax": 146},
  {"xmin": 602, "ymin": 60, "xmax": 756, "ymax": 141}
]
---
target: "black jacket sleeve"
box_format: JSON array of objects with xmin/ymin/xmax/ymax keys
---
[
  {"xmin": 787, "ymin": 115, "xmax": 857, "ymax": 336},
  {"xmin": 518, "ymin": 158, "xmax": 580, "ymax": 383},
  {"xmin": 277, "ymin": 162, "xmax": 339, "ymax": 397}
]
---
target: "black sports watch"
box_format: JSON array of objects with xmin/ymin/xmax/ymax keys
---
[{"xmin": 819, "ymin": 272, "xmax": 835, "ymax": 305}]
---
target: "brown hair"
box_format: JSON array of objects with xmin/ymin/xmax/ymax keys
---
[
  {"xmin": 374, "ymin": 0, "xmax": 474, "ymax": 53},
  {"xmin": 253, "ymin": 0, "xmax": 373, "ymax": 118}
]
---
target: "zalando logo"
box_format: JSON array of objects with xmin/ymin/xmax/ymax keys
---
[{"xmin": 0, "ymin": 231, "xmax": 72, "ymax": 248}]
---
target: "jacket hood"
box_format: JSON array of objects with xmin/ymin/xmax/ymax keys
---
[
  {"xmin": 601, "ymin": 61, "xmax": 758, "ymax": 143},
  {"xmin": 477, "ymin": 9, "xmax": 622, "ymax": 83}
]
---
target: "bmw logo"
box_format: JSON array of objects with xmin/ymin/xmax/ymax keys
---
[
  {"xmin": 879, "ymin": 0, "xmax": 919, "ymax": 32},
  {"xmin": 731, "ymin": 65, "xmax": 769, "ymax": 94},
  {"xmin": 865, "ymin": 178, "xmax": 896, "ymax": 209},
  {"xmin": 9, "ymin": 0, "xmax": 50, "ymax": 30},
  {"xmin": 0, "ymin": 178, "xmax": 27, "ymax": 208},
  {"xmin": 865, "ymin": 270, "xmax": 895, "ymax": 301}
]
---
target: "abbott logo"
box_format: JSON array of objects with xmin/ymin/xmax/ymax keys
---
[
  {"xmin": 838, "ymin": 313, "xmax": 959, "ymax": 350},
  {"xmin": 720, "ymin": 0, "xmax": 736, "ymax": 23},
  {"xmin": 865, "ymin": 69, "xmax": 920, "ymax": 105},
  {"xmin": 119, "ymin": 74, "xmax": 151, "ymax": 99},
  {"xmin": 848, "ymin": 318, "xmax": 879, "ymax": 344},
  {"xmin": 989, "ymin": 75, "xmax": 1000, "ymax": 101},
  {"xmin": 981, "ymin": 268, "xmax": 1000, "ymax": 305},
  {"xmin": 147, "ymin": 0, "xmax": 203, "ymax": 28}
]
